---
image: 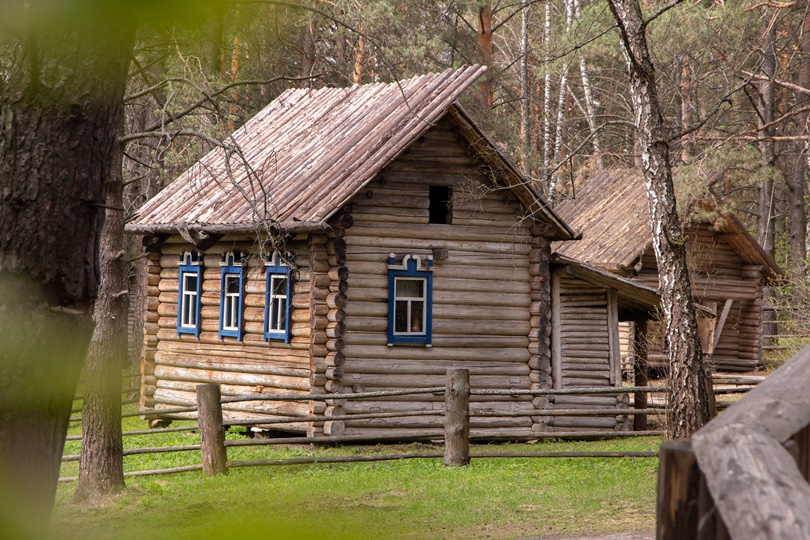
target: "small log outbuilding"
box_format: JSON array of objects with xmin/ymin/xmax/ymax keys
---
[
  {"xmin": 127, "ymin": 68, "xmax": 659, "ymax": 437},
  {"xmin": 553, "ymin": 169, "xmax": 782, "ymax": 372}
]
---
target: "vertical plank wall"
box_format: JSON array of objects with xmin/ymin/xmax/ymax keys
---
[
  {"xmin": 551, "ymin": 271, "xmax": 626, "ymax": 431},
  {"xmin": 340, "ymin": 115, "xmax": 544, "ymax": 438},
  {"xmin": 140, "ymin": 236, "xmax": 314, "ymax": 431},
  {"xmin": 635, "ymin": 224, "xmax": 763, "ymax": 371}
]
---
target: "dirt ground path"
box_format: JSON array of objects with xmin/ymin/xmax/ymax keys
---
[{"xmin": 526, "ymin": 530, "xmax": 654, "ymax": 540}]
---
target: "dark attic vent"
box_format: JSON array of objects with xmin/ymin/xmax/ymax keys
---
[{"xmin": 429, "ymin": 185, "xmax": 452, "ymax": 224}]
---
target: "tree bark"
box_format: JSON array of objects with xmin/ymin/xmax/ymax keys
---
[
  {"xmin": 0, "ymin": 9, "xmax": 133, "ymax": 529},
  {"xmin": 786, "ymin": 10, "xmax": 810, "ymax": 308},
  {"xmin": 757, "ymin": 13, "xmax": 776, "ymax": 257},
  {"xmin": 73, "ymin": 139, "xmax": 127, "ymax": 502},
  {"xmin": 573, "ymin": 0, "xmax": 603, "ymax": 169},
  {"xmin": 606, "ymin": 0, "xmax": 714, "ymax": 439},
  {"xmin": 542, "ymin": 0, "xmax": 553, "ymax": 192},
  {"xmin": 300, "ymin": 16, "xmax": 318, "ymax": 88},
  {"xmin": 520, "ymin": 0, "xmax": 532, "ymax": 169},
  {"xmin": 477, "ymin": 1, "xmax": 494, "ymax": 112}
]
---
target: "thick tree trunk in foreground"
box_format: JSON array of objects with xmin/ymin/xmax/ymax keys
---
[
  {"xmin": 73, "ymin": 141, "xmax": 127, "ymax": 502},
  {"xmin": 0, "ymin": 10, "xmax": 133, "ymax": 530},
  {"xmin": 607, "ymin": 0, "xmax": 714, "ymax": 439}
]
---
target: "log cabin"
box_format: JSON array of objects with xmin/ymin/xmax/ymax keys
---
[
  {"xmin": 126, "ymin": 67, "xmax": 660, "ymax": 437},
  {"xmin": 553, "ymin": 168, "xmax": 782, "ymax": 373}
]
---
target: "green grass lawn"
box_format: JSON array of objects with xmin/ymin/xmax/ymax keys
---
[{"xmin": 54, "ymin": 413, "xmax": 660, "ymax": 540}]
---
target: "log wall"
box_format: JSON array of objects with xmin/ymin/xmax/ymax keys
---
[
  {"xmin": 141, "ymin": 235, "xmax": 313, "ymax": 431},
  {"xmin": 636, "ymin": 224, "xmax": 764, "ymax": 372},
  {"xmin": 340, "ymin": 116, "xmax": 544, "ymax": 438}
]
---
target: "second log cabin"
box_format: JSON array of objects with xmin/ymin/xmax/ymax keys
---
[{"xmin": 553, "ymin": 169, "xmax": 782, "ymax": 373}]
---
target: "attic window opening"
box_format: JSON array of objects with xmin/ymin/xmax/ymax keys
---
[{"xmin": 429, "ymin": 186, "xmax": 452, "ymax": 224}]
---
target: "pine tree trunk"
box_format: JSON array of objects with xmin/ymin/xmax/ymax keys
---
[
  {"xmin": 787, "ymin": 10, "xmax": 810, "ymax": 308},
  {"xmin": 73, "ymin": 140, "xmax": 127, "ymax": 502},
  {"xmin": 477, "ymin": 1, "xmax": 494, "ymax": 112},
  {"xmin": 757, "ymin": 14, "xmax": 777, "ymax": 257},
  {"xmin": 0, "ymin": 14, "xmax": 133, "ymax": 529},
  {"xmin": 676, "ymin": 53, "xmax": 697, "ymax": 162},
  {"xmin": 300, "ymin": 17, "xmax": 318, "ymax": 88},
  {"xmin": 607, "ymin": 0, "xmax": 714, "ymax": 439}
]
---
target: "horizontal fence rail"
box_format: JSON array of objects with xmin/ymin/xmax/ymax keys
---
[{"xmin": 61, "ymin": 370, "xmax": 675, "ymax": 482}]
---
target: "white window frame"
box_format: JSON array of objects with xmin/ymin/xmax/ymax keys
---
[{"xmin": 393, "ymin": 276, "xmax": 427, "ymax": 336}]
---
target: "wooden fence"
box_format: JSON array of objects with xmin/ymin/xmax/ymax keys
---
[
  {"xmin": 61, "ymin": 370, "xmax": 669, "ymax": 481},
  {"xmin": 657, "ymin": 344, "xmax": 810, "ymax": 539}
]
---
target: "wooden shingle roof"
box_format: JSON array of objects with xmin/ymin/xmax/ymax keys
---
[
  {"xmin": 126, "ymin": 66, "xmax": 574, "ymax": 240},
  {"xmin": 553, "ymin": 169, "xmax": 781, "ymax": 280}
]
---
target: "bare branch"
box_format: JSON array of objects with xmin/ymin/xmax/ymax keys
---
[
  {"xmin": 139, "ymin": 75, "xmax": 316, "ymax": 134},
  {"xmin": 742, "ymin": 70, "xmax": 810, "ymax": 96},
  {"xmin": 119, "ymin": 129, "xmax": 226, "ymax": 149},
  {"xmin": 644, "ymin": 0, "xmax": 684, "ymax": 25},
  {"xmin": 667, "ymin": 73, "xmax": 756, "ymax": 143}
]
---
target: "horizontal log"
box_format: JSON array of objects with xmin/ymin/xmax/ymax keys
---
[
  {"xmin": 344, "ymin": 415, "xmax": 530, "ymax": 429},
  {"xmin": 343, "ymin": 341, "xmax": 531, "ymax": 362},
  {"xmin": 153, "ymin": 364, "xmax": 309, "ymax": 391},
  {"xmin": 552, "ymin": 416, "xmax": 620, "ymax": 429},
  {"xmin": 343, "ymin": 359, "xmax": 529, "ymax": 376},
  {"xmin": 154, "ymin": 351, "xmax": 309, "ymax": 376},
  {"xmin": 336, "ymin": 373, "xmax": 530, "ymax": 390},
  {"xmin": 347, "ymin": 235, "xmax": 533, "ymax": 256},
  {"xmin": 343, "ymin": 400, "xmax": 534, "ymax": 414}
]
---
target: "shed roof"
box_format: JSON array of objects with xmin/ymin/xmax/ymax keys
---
[
  {"xmin": 551, "ymin": 253, "xmax": 660, "ymax": 319},
  {"xmin": 552, "ymin": 169, "xmax": 781, "ymax": 280},
  {"xmin": 126, "ymin": 66, "xmax": 574, "ymax": 240}
]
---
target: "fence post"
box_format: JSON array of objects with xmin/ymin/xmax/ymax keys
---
[
  {"xmin": 444, "ymin": 368, "xmax": 470, "ymax": 467},
  {"xmin": 197, "ymin": 383, "xmax": 227, "ymax": 476},
  {"xmin": 656, "ymin": 439, "xmax": 701, "ymax": 539}
]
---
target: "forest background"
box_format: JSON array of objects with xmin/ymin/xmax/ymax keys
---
[
  {"xmin": 2, "ymin": 0, "xmax": 810, "ymax": 526},
  {"xmin": 105, "ymin": 0, "xmax": 810, "ymax": 319}
]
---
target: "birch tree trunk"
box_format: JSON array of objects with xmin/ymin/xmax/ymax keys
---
[
  {"xmin": 606, "ymin": 0, "xmax": 714, "ymax": 439},
  {"xmin": 549, "ymin": 0, "xmax": 575, "ymax": 203},
  {"xmin": 520, "ymin": 0, "xmax": 532, "ymax": 169},
  {"xmin": 573, "ymin": 0, "xmax": 603, "ymax": 169},
  {"xmin": 542, "ymin": 0, "xmax": 553, "ymax": 191}
]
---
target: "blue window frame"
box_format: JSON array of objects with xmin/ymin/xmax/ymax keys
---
[
  {"xmin": 387, "ymin": 254, "xmax": 433, "ymax": 346},
  {"xmin": 177, "ymin": 251, "xmax": 203, "ymax": 337},
  {"xmin": 265, "ymin": 252, "xmax": 293, "ymax": 343},
  {"xmin": 219, "ymin": 252, "xmax": 246, "ymax": 339}
]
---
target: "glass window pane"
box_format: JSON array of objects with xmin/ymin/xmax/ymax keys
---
[
  {"xmin": 226, "ymin": 275, "xmax": 240, "ymax": 294},
  {"xmin": 278, "ymin": 298, "xmax": 287, "ymax": 330},
  {"xmin": 410, "ymin": 301, "xmax": 424, "ymax": 333},
  {"xmin": 185, "ymin": 274, "xmax": 198, "ymax": 291},
  {"xmin": 396, "ymin": 279, "xmax": 423, "ymax": 298},
  {"xmin": 273, "ymin": 276, "xmax": 287, "ymax": 296},
  {"xmin": 186, "ymin": 297, "xmax": 196, "ymax": 326},
  {"xmin": 394, "ymin": 300, "xmax": 408, "ymax": 333}
]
